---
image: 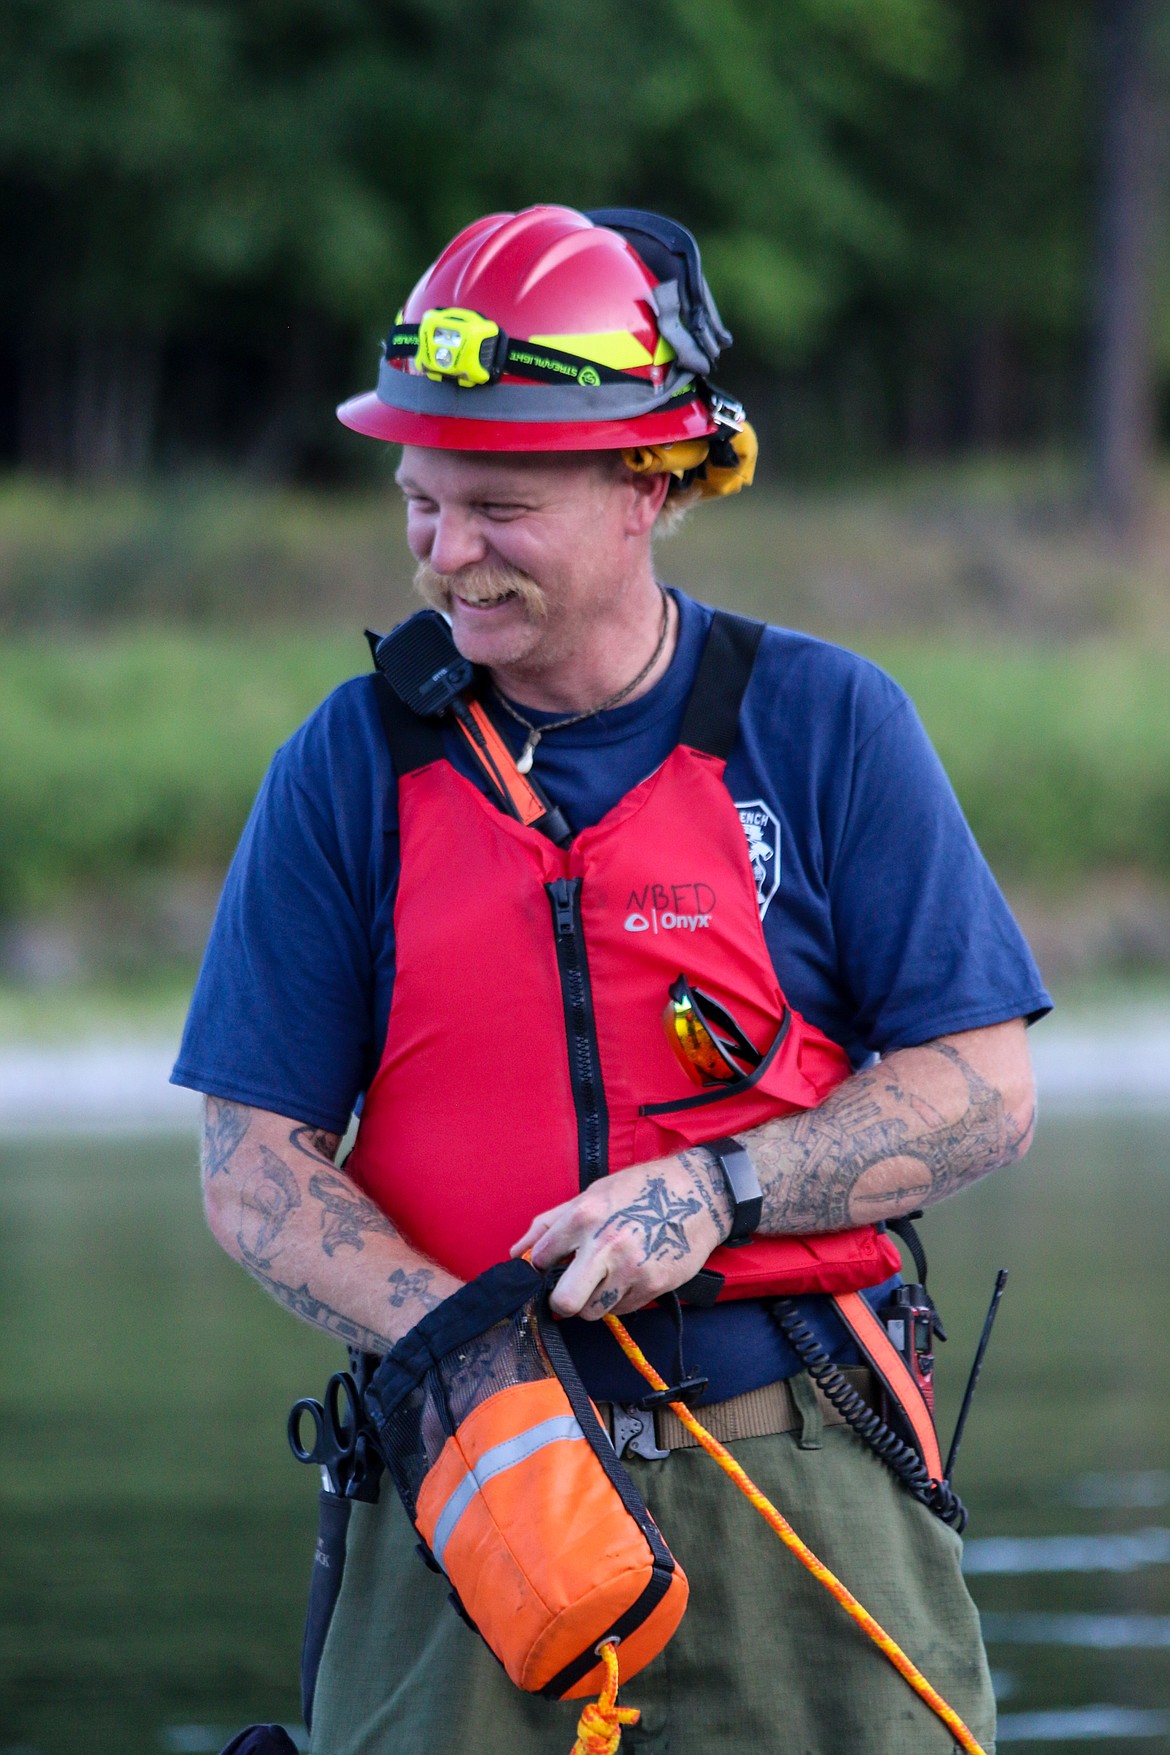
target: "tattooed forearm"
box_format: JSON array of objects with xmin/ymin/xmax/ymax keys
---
[
  {"xmin": 201, "ymin": 1097, "xmax": 462, "ymax": 1347},
  {"xmin": 289, "ymin": 1124, "xmax": 342, "ymax": 1164},
  {"xmin": 237, "ymin": 1145, "xmax": 303, "ymax": 1269},
  {"xmin": 678, "ymin": 1145, "xmax": 734, "ymax": 1240},
  {"xmin": 386, "ymin": 1266, "xmax": 442, "ymax": 1313},
  {"xmin": 202, "ymin": 1098, "xmax": 250, "ymax": 1178},
  {"xmin": 750, "ymin": 1032, "xmax": 1034, "ymax": 1235},
  {"xmin": 241, "ymin": 1265, "xmax": 395, "ymax": 1354},
  {"xmin": 309, "ymin": 1170, "xmax": 399, "ymax": 1255}
]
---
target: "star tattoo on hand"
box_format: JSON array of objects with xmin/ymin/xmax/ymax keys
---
[{"xmin": 596, "ymin": 1176, "xmax": 703, "ymax": 1263}]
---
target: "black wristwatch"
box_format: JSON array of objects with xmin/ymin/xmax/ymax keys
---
[{"xmin": 705, "ymin": 1136, "xmax": 762, "ymax": 1246}]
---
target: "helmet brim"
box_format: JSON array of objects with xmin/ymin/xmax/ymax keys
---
[{"xmin": 336, "ymin": 391, "xmax": 719, "ymax": 452}]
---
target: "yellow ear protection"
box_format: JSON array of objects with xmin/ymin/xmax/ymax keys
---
[{"xmin": 622, "ymin": 420, "xmax": 758, "ymax": 500}]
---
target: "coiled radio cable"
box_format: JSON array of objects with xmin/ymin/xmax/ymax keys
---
[{"xmin": 772, "ymin": 1296, "xmax": 967, "ymax": 1532}]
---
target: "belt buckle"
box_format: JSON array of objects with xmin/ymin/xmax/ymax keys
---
[{"xmin": 609, "ymin": 1402, "xmax": 669, "ymax": 1461}]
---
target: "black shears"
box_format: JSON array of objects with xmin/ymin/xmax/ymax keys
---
[{"xmin": 288, "ymin": 1367, "xmax": 381, "ymax": 1502}]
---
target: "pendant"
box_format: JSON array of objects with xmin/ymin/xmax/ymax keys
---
[{"xmin": 516, "ymin": 732, "xmax": 539, "ymax": 775}]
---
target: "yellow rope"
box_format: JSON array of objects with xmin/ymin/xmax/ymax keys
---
[
  {"xmin": 603, "ymin": 1313, "xmax": 988, "ymax": 1755},
  {"xmin": 571, "ymin": 1640, "xmax": 640, "ymax": 1755}
]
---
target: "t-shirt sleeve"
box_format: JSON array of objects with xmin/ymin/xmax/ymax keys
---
[
  {"xmin": 827, "ymin": 693, "xmax": 1051, "ymax": 1053},
  {"xmin": 171, "ymin": 683, "xmax": 389, "ymax": 1133}
]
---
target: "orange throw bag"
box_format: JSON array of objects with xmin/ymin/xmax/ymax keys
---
[{"xmin": 364, "ymin": 1258, "xmax": 688, "ymax": 1700}]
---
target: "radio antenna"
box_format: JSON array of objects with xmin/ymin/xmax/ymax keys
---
[{"xmin": 944, "ymin": 1270, "xmax": 1009, "ymax": 1485}]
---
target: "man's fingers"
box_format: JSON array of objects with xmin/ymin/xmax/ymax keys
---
[
  {"xmin": 524, "ymin": 1202, "xmax": 602, "ymax": 1271},
  {"xmin": 511, "ymin": 1201, "xmax": 580, "ymax": 1260},
  {"xmin": 548, "ymin": 1250, "xmax": 610, "ymax": 1318},
  {"xmin": 510, "ymin": 1212, "xmax": 553, "ymax": 1257},
  {"xmin": 582, "ymin": 1282, "xmax": 625, "ymax": 1320}
]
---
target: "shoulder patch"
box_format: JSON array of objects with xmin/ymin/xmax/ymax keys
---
[{"xmin": 734, "ymin": 800, "xmax": 781, "ymax": 918}]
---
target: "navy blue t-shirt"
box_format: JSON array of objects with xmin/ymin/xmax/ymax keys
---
[{"xmin": 174, "ymin": 590, "xmax": 1050, "ymax": 1401}]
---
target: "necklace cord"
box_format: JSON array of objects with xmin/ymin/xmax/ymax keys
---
[{"xmin": 491, "ymin": 588, "xmax": 671, "ymax": 771}]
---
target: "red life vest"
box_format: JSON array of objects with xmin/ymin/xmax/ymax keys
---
[{"xmin": 347, "ymin": 611, "xmax": 901, "ymax": 1300}]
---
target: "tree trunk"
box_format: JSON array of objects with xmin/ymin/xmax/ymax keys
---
[{"xmin": 1088, "ymin": 0, "xmax": 1165, "ymax": 537}]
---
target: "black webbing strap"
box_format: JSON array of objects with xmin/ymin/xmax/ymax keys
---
[
  {"xmin": 368, "ymin": 671, "xmax": 446, "ymax": 776},
  {"xmin": 678, "ymin": 610, "xmax": 765, "ymax": 759},
  {"xmin": 365, "ymin": 642, "xmax": 570, "ymax": 842}
]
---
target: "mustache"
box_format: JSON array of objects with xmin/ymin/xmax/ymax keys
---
[{"xmin": 413, "ymin": 559, "xmax": 548, "ymax": 619}]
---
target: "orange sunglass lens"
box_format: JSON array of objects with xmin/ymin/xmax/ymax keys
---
[{"xmin": 663, "ymin": 996, "xmax": 740, "ymax": 1086}]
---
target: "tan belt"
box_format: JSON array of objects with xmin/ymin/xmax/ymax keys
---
[{"xmin": 597, "ymin": 1367, "xmax": 876, "ymax": 1455}]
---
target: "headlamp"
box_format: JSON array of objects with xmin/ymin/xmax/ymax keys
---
[{"xmin": 414, "ymin": 307, "xmax": 503, "ymax": 387}]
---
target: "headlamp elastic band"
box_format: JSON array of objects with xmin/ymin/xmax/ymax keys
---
[{"xmin": 385, "ymin": 319, "xmax": 636, "ymax": 391}]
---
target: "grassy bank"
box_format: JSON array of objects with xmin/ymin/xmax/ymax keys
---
[{"xmin": 3, "ymin": 630, "xmax": 1169, "ymax": 914}]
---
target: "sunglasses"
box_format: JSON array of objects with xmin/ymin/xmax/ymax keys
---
[{"xmin": 663, "ymin": 975, "xmax": 763, "ymax": 1088}]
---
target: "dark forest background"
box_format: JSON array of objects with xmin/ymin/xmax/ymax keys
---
[
  {"xmin": 2, "ymin": 0, "xmax": 1167, "ymax": 523},
  {"xmin": 3, "ymin": 0, "xmax": 1170, "ymax": 998}
]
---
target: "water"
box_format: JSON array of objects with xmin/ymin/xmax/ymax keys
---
[{"xmin": 0, "ymin": 1114, "xmax": 1167, "ymax": 1754}]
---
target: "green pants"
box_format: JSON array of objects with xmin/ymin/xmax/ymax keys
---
[{"xmin": 309, "ymin": 1380, "xmax": 995, "ymax": 1754}]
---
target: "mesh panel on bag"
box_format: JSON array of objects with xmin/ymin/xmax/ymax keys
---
[{"xmin": 377, "ymin": 1303, "xmax": 556, "ymax": 1520}]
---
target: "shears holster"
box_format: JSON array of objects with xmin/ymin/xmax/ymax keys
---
[{"xmin": 296, "ymin": 1351, "xmax": 384, "ymax": 1731}]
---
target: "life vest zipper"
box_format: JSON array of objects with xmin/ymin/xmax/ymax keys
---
[{"xmin": 546, "ymin": 877, "xmax": 609, "ymax": 1190}]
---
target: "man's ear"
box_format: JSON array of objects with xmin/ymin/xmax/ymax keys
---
[{"xmin": 623, "ymin": 467, "xmax": 671, "ymax": 536}]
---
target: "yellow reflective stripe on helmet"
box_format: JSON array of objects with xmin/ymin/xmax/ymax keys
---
[{"xmin": 529, "ymin": 331, "xmax": 677, "ymax": 372}]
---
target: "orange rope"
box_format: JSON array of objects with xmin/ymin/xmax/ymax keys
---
[
  {"xmin": 571, "ymin": 1640, "xmax": 640, "ymax": 1755},
  {"xmin": 603, "ymin": 1313, "xmax": 987, "ymax": 1755}
]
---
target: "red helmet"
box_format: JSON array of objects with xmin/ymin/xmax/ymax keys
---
[{"xmin": 337, "ymin": 205, "xmax": 742, "ymax": 452}]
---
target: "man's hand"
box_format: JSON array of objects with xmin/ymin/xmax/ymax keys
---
[{"xmin": 512, "ymin": 1149, "xmax": 733, "ymax": 1320}]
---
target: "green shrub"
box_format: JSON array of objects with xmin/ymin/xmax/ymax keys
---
[
  {"xmin": 0, "ymin": 633, "xmax": 358, "ymax": 909},
  {"xmin": 874, "ymin": 643, "xmax": 1170, "ymax": 886}
]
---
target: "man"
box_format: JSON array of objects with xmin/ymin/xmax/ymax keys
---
[{"xmin": 175, "ymin": 205, "xmax": 1049, "ymax": 1753}]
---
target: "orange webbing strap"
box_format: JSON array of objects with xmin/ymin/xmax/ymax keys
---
[
  {"xmin": 455, "ymin": 699, "xmax": 546, "ymax": 828},
  {"xmin": 830, "ymin": 1291, "xmax": 944, "ymax": 1483},
  {"xmin": 602, "ymin": 1314, "xmax": 987, "ymax": 1755},
  {"xmin": 571, "ymin": 1641, "xmax": 640, "ymax": 1755}
]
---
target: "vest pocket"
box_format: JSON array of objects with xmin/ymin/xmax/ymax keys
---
[{"xmin": 637, "ymin": 1008, "xmax": 790, "ymax": 1118}]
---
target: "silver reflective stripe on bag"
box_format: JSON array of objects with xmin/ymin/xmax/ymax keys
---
[{"xmin": 431, "ymin": 1413, "xmax": 587, "ymax": 1572}]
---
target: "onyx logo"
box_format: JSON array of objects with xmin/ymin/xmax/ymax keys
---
[
  {"xmin": 624, "ymin": 882, "xmax": 715, "ymax": 934},
  {"xmin": 735, "ymin": 800, "xmax": 781, "ymax": 917}
]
